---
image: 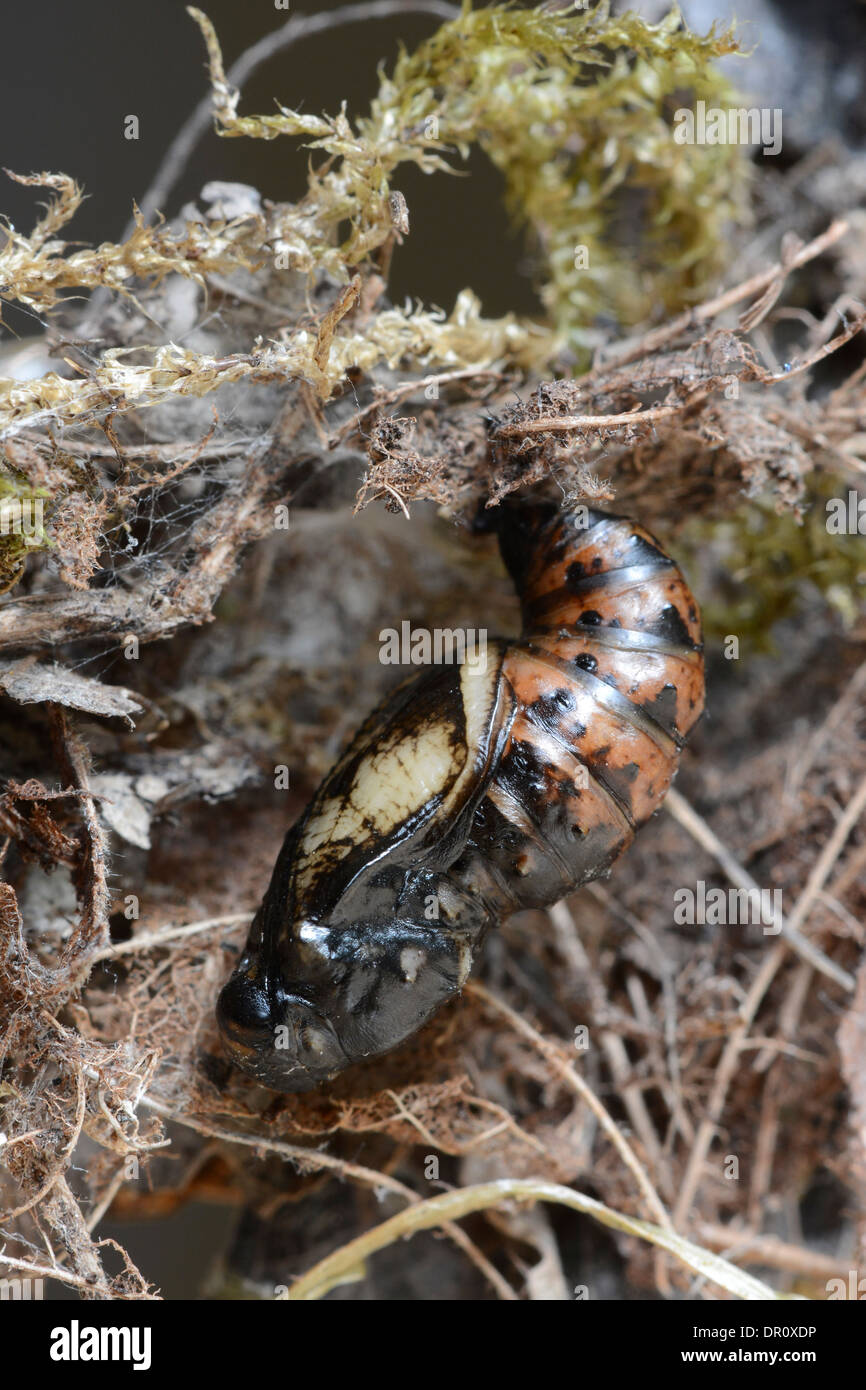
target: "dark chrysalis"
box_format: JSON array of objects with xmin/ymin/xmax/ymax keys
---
[{"xmin": 218, "ymin": 502, "xmax": 705, "ymax": 1090}]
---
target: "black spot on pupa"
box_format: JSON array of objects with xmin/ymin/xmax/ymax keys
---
[
  {"xmin": 573, "ymin": 653, "xmax": 598, "ymax": 673},
  {"xmin": 640, "ymin": 683, "xmax": 680, "ymax": 737},
  {"xmin": 501, "ymin": 738, "xmax": 551, "ymax": 801},
  {"xmin": 650, "ymin": 604, "xmax": 694, "ymax": 647},
  {"xmin": 565, "ymin": 561, "xmax": 587, "ymax": 588},
  {"xmin": 578, "ymin": 610, "xmax": 602, "ymax": 626},
  {"xmin": 529, "ymin": 688, "xmax": 575, "ymax": 724}
]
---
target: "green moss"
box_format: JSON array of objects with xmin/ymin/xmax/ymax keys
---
[
  {"xmin": 372, "ymin": 1, "xmax": 749, "ymax": 349},
  {"xmin": 682, "ymin": 482, "xmax": 866, "ymax": 652},
  {"xmin": 193, "ymin": 2, "xmax": 749, "ymax": 358},
  {"xmin": 1, "ymin": 6, "xmax": 753, "ymax": 437},
  {"xmin": 0, "ymin": 468, "xmax": 50, "ymax": 593}
]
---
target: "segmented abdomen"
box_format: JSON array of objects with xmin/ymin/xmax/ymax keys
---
[{"xmin": 454, "ymin": 506, "xmax": 705, "ymax": 913}]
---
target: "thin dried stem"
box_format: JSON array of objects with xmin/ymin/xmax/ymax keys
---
[
  {"xmin": 468, "ymin": 980, "xmax": 672, "ymax": 1231},
  {"xmin": 138, "ymin": 1097, "xmax": 517, "ymax": 1300},
  {"xmin": 284, "ymin": 1178, "xmax": 785, "ymax": 1301},
  {"xmin": 664, "ymin": 788, "xmax": 855, "ymax": 991},
  {"xmin": 91, "ymin": 912, "xmax": 251, "ymax": 963},
  {"xmin": 593, "ymin": 218, "xmax": 850, "ymax": 373}
]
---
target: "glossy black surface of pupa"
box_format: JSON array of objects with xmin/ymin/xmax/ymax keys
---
[{"xmin": 218, "ymin": 502, "xmax": 705, "ymax": 1090}]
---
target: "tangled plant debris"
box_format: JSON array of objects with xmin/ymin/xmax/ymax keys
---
[{"xmin": 1, "ymin": 1, "xmax": 866, "ymax": 1301}]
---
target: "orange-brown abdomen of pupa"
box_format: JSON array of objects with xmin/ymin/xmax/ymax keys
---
[{"xmin": 464, "ymin": 504, "xmax": 705, "ymax": 910}]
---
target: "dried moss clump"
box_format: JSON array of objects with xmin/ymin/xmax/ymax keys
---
[
  {"xmin": 369, "ymin": 0, "xmax": 748, "ymax": 343},
  {"xmin": 0, "ymin": 3, "xmax": 747, "ymax": 446},
  {"xmin": 196, "ymin": 0, "xmax": 748, "ymax": 347}
]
